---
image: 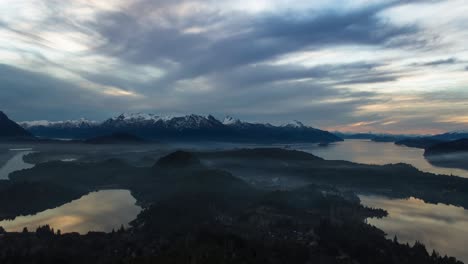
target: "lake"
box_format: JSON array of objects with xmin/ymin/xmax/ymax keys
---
[
  {"xmin": 0, "ymin": 190, "xmax": 142, "ymax": 234},
  {"xmin": 0, "ymin": 149, "xmax": 35, "ymax": 180},
  {"xmin": 361, "ymin": 195, "xmax": 468, "ymax": 263},
  {"xmin": 180, "ymin": 140, "xmax": 468, "ymax": 262},
  {"xmin": 180, "ymin": 139, "xmax": 468, "ymax": 178},
  {"xmin": 296, "ymin": 139, "xmax": 468, "ymax": 178},
  {"xmin": 302, "ymin": 140, "xmax": 468, "ymax": 262}
]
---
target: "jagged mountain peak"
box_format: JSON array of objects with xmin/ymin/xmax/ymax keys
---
[
  {"xmin": 20, "ymin": 118, "xmax": 99, "ymax": 129},
  {"xmin": 112, "ymin": 113, "xmax": 171, "ymax": 122},
  {"xmin": 222, "ymin": 116, "xmax": 242, "ymax": 125},
  {"xmin": 282, "ymin": 120, "xmax": 306, "ymax": 128},
  {"xmin": 103, "ymin": 113, "xmax": 224, "ymax": 130},
  {"xmin": 18, "ymin": 112, "xmax": 342, "ymax": 143}
]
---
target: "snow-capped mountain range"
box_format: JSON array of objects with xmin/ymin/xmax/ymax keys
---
[
  {"xmin": 20, "ymin": 118, "xmax": 100, "ymax": 129},
  {"xmin": 19, "ymin": 113, "xmax": 343, "ymax": 143},
  {"xmin": 21, "ymin": 113, "xmax": 311, "ymax": 130},
  {"xmin": 101, "ymin": 113, "xmax": 224, "ymax": 130}
]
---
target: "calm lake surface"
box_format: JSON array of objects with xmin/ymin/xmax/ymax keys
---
[
  {"xmin": 0, "ymin": 150, "xmax": 34, "ymax": 180},
  {"xmin": 361, "ymin": 195, "xmax": 468, "ymax": 263},
  {"xmin": 296, "ymin": 139, "xmax": 468, "ymax": 178},
  {"xmin": 302, "ymin": 140, "xmax": 468, "ymax": 262},
  {"xmin": 181, "ymin": 139, "xmax": 468, "ymax": 177},
  {"xmin": 0, "ymin": 190, "xmax": 142, "ymax": 234}
]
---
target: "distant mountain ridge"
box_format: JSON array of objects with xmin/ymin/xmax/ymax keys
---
[
  {"xmin": 424, "ymin": 138, "xmax": 468, "ymax": 156},
  {"xmin": 0, "ymin": 111, "xmax": 32, "ymax": 138},
  {"xmin": 430, "ymin": 130, "xmax": 468, "ymax": 141},
  {"xmin": 395, "ymin": 129, "xmax": 468, "ymax": 149},
  {"xmin": 19, "ymin": 113, "xmax": 342, "ymax": 143},
  {"xmin": 20, "ymin": 118, "xmax": 99, "ymax": 129}
]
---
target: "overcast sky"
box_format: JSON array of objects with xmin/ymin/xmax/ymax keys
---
[{"xmin": 1, "ymin": 0, "xmax": 467, "ymax": 134}]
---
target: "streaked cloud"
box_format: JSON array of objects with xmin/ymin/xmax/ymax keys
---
[{"xmin": 0, "ymin": 0, "xmax": 467, "ymax": 134}]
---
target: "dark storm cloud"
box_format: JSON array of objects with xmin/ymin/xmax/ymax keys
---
[
  {"xmin": 0, "ymin": 64, "xmax": 132, "ymax": 121},
  {"xmin": 74, "ymin": 59, "xmax": 391, "ymax": 126},
  {"xmin": 146, "ymin": 77, "xmax": 384, "ymax": 127},
  {"xmin": 73, "ymin": 0, "xmax": 416, "ymax": 122},
  {"xmin": 47, "ymin": 1, "xmax": 417, "ymax": 128},
  {"xmin": 2, "ymin": 0, "xmax": 465, "ymax": 133},
  {"xmin": 92, "ymin": 1, "xmax": 419, "ymax": 82}
]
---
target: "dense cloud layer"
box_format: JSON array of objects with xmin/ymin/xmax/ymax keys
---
[{"xmin": 0, "ymin": 0, "xmax": 467, "ymax": 133}]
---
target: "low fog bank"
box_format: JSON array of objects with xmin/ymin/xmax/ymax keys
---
[{"xmin": 425, "ymin": 152, "xmax": 468, "ymax": 171}]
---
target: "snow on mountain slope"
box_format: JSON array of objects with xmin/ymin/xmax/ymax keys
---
[
  {"xmin": 282, "ymin": 120, "xmax": 306, "ymax": 128},
  {"xmin": 107, "ymin": 113, "xmax": 175, "ymax": 123},
  {"xmin": 102, "ymin": 113, "xmax": 223, "ymax": 130},
  {"xmin": 18, "ymin": 113, "xmax": 342, "ymax": 143},
  {"xmin": 20, "ymin": 118, "xmax": 99, "ymax": 129},
  {"xmin": 21, "ymin": 114, "xmax": 326, "ymax": 131},
  {"xmin": 222, "ymin": 116, "xmax": 243, "ymax": 126},
  {"xmin": 20, "ymin": 114, "xmax": 322, "ymax": 131},
  {"xmin": 165, "ymin": 114, "xmax": 223, "ymax": 129}
]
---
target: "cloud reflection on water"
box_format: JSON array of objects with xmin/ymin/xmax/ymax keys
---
[
  {"xmin": 361, "ymin": 195, "xmax": 468, "ymax": 263},
  {"xmin": 0, "ymin": 190, "xmax": 141, "ymax": 234}
]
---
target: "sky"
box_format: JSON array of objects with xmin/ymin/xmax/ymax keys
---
[{"xmin": 0, "ymin": 0, "xmax": 467, "ymax": 134}]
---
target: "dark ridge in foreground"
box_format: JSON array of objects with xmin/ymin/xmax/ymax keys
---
[{"xmin": 0, "ymin": 208, "xmax": 460, "ymax": 264}]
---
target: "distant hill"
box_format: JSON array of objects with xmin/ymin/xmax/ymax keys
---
[
  {"xmin": 430, "ymin": 130, "xmax": 468, "ymax": 141},
  {"xmin": 424, "ymin": 138, "xmax": 468, "ymax": 156},
  {"xmin": 154, "ymin": 151, "xmax": 202, "ymax": 169},
  {"xmin": 84, "ymin": 132, "xmax": 146, "ymax": 144},
  {"xmin": 395, "ymin": 138, "xmax": 444, "ymax": 149},
  {"xmin": 371, "ymin": 135, "xmax": 410, "ymax": 142},
  {"xmin": 333, "ymin": 132, "xmax": 378, "ymax": 140},
  {"xmin": 20, "ymin": 113, "xmax": 343, "ymax": 143},
  {"xmin": 395, "ymin": 129, "xmax": 468, "ymax": 149},
  {"xmin": 0, "ymin": 111, "xmax": 32, "ymax": 138},
  {"xmin": 333, "ymin": 132, "xmax": 414, "ymax": 142}
]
